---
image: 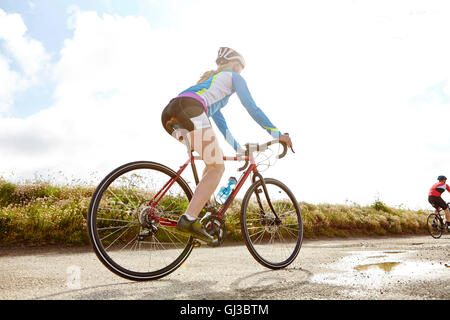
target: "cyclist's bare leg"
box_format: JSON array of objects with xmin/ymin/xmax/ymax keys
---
[
  {"xmin": 445, "ymin": 208, "xmax": 450, "ymax": 223},
  {"xmin": 184, "ymin": 127, "xmax": 224, "ymax": 218},
  {"xmin": 435, "ymin": 207, "xmax": 450, "ymax": 224},
  {"xmin": 200, "ymin": 167, "xmax": 215, "ymax": 207}
]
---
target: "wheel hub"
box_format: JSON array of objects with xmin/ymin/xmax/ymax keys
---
[
  {"xmin": 138, "ymin": 206, "xmax": 159, "ymax": 230},
  {"xmin": 260, "ymin": 213, "xmax": 282, "ymax": 232}
]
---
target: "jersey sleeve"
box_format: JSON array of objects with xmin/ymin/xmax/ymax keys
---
[
  {"xmin": 446, "ymin": 184, "xmax": 450, "ymax": 192},
  {"xmin": 232, "ymin": 72, "xmax": 281, "ymax": 138},
  {"xmin": 211, "ymin": 109, "xmax": 243, "ymax": 152}
]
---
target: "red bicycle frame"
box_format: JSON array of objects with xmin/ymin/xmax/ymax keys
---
[{"xmin": 147, "ymin": 152, "xmax": 257, "ymax": 228}]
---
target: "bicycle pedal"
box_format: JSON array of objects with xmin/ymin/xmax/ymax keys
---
[{"xmin": 193, "ymin": 240, "xmax": 202, "ymax": 247}]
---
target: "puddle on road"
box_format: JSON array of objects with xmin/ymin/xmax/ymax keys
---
[
  {"xmin": 354, "ymin": 262, "xmax": 400, "ymax": 273},
  {"xmin": 368, "ymin": 251, "xmax": 403, "ymax": 259},
  {"xmin": 310, "ymin": 250, "xmax": 447, "ymax": 289}
]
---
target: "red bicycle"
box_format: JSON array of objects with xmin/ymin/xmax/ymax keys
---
[{"xmin": 87, "ymin": 138, "xmax": 303, "ymax": 281}]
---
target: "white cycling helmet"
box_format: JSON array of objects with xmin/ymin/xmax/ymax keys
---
[{"xmin": 216, "ymin": 47, "xmax": 246, "ymax": 68}]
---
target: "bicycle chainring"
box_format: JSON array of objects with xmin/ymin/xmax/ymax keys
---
[{"xmin": 201, "ymin": 215, "xmax": 226, "ymax": 247}]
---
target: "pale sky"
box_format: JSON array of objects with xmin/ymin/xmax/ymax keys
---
[{"xmin": 0, "ymin": 0, "xmax": 449, "ymax": 209}]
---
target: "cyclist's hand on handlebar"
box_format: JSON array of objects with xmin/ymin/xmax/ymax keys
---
[{"xmin": 279, "ymin": 133, "xmax": 294, "ymax": 152}]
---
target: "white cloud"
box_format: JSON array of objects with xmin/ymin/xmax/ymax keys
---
[
  {"xmin": 0, "ymin": 54, "xmax": 20, "ymax": 113},
  {"xmin": 0, "ymin": 2, "xmax": 449, "ymax": 209},
  {"xmin": 0, "ymin": 9, "xmax": 50, "ymax": 114},
  {"xmin": 1, "ymin": 10, "xmax": 195, "ymax": 183}
]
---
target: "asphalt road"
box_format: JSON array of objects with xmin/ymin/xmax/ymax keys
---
[{"xmin": 0, "ymin": 235, "xmax": 449, "ymax": 300}]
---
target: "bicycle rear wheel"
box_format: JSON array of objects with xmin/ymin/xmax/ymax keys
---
[
  {"xmin": 240, "ymin": 177, "xmax": 303, "ymax": 269},
  {"xmin": 87, "ymin": 161, "xmax": 194, "ymax": 281},
  {"xmin": 427, "ymin": 213, "xmax": 443, "ymax": 239}
]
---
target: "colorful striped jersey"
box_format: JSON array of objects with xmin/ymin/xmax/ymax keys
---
[
  {"xmin": 429, "ymin": 181, "xmax": 450, "ymax": 197},
  {"xmin": 178, "ymin": 70, "xmax": 281, "ymax": 151}
]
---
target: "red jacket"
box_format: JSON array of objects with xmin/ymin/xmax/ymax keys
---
[{"xmin": 429, "ymin": 181, "xmax": 450, "ymax": 197}]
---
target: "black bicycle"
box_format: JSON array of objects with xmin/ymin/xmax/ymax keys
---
[{"xmin": 426, "ymin": 203, "xmax": 449, "ymax": 239}]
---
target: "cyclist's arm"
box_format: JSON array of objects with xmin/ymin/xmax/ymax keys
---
[
  {"xmin": 211, "ymin": 109, "xmax": 243, "ymax": 152},
  {"xmin": 232, "ymin": 72, "xmax": 282, "ymax": 139},
  {"xmin": 447, "ymin": 184, "xmax": 450, "ymax": 193}
]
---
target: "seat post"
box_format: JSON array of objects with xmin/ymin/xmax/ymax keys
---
[{"xmin": 190, "ymin": 151, "xmax": 200, "ymax": 186}]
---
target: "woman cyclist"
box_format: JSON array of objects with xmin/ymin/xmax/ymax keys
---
[
  {"xmin": 428, "ymin": 175, "xmax": 450, "ymax": 230},
  {"xmin": 161, "ymin": 47, "xmax": 292, "ymax": 242}
]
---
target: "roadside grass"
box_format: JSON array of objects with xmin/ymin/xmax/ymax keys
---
[{"xmin": 0, "ymin": 178, "xmax": 431, "ymax": 247}]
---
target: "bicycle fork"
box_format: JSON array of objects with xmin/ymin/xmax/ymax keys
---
[{"xmin": 252, "ymin": 171, "xmax": 281, "ymax": 224}]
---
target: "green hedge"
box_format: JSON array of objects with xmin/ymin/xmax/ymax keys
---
[{"xmin": 0, "ymin": 178, "xmax": 431, "ymax": 246}]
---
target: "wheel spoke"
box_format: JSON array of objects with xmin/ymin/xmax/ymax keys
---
[
  {"xmin": 427, "ymin": 213, "xmax": 443, "ymax": 239},
  {"xmin": 242, "ymin": 178, "xmax": 303, "ymax": 268},
  {"xmin": 88, "ymin": 162, "xmax": 193, "ymax": 280}
]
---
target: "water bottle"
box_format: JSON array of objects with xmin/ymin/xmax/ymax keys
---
[{"xmin": 216, "ymin": 177, "xmax": 237, "ymax": 205}]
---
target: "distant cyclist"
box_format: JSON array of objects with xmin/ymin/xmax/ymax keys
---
[
  {"xmin": 428, "ymin": 175, "xmax": 450, "ymax": 229},
  {"xmin": 161, "ymin": 47, "xmax": 292, "ymax": 242}
]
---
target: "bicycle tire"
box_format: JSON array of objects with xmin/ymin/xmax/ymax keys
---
[
  {"xmin": 427, "ymin": 213, "xmax": 443, "ymax": 239},
  {"xmin": 240, "ymin": 177, "xmax": 303, "ymax": 269},
  {"xmin": 87, "ymin": 161, "xmax": 194, "ymax": 281}
]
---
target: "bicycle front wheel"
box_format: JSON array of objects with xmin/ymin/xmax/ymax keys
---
[
  {"xmin": 240, "ymin": 178, "xmax": 303, "ymax": 269},
  {"xmin": 427, "ymin": 213, "xmax": 443, "ymax": 239},
  {"xmin": 87, "ymin": 161, "xmax": 194, "ymax": 281}
]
